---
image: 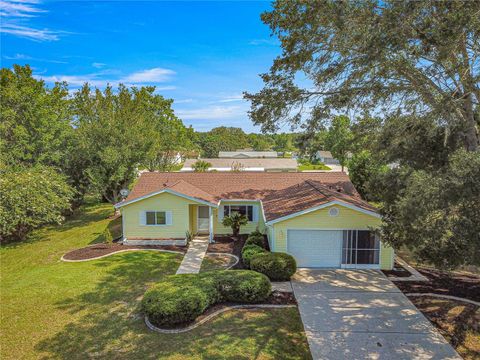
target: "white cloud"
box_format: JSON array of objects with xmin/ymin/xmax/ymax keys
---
[
  {"xmin": 3, "ymin": 53, "xmax": 67, "ymax": 63},
  {"xmin": 175, "ymin": 98, "xmax": 195, "ymax": 104},
  {"xmin": 249, "ymin": 38, "xmax": 277, "ymax": 46},
  {"xmin": 122, "ymin": 67, "xmax": 175, "ymax": 83},
  {"xmin": 176, "ymin": 105, "xmax": 245, "ymax": 120},
  {"xmin": 92, "ymin": 62, "xmax": 106, "ymax": 69},
  {"xmin": 0, "ymin": 0, "xmax": 43, "ymax": 18},
  {"xmin": 0, "ymin": 0, "xmax": 64, "ymax": 41},
  {"xmin": 0, "ymin": 24, "xmax": 61, "ymax": 41},
  {"xmin": 218, "ymin": 94, "xmax": 245, "ymax": 103},
  {"xmin": 34, "ymin": 67, "xmax": 177, "ymax": 89}
]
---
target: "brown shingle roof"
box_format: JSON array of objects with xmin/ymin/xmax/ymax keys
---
[{"xmin": 122, "ymin": 172, "xmax": 377, "ymax": 222}]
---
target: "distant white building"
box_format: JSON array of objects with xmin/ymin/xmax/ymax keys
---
[
  {"xmin": 181, "ymin": 158, "xmax": 298, "ymax": 172},
  {"xmin": 219, "ymin": 150, "xmax": 278, "ymax": 158},
  {"xmin": 314, "ymin": 151, "xmax": 339, "ymax": 165}
]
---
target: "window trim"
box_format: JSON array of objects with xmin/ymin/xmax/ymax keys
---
[
  {"xmin": 342, "ymin": 230, "xmax": 380, "ymax": 265},
  {"xmin": 223, "ymin": 205, "xmax": 254, "ymax": 222},
  {"xmin": 145, "ymin": 211, "xmax": 167, "ymax": 226}
]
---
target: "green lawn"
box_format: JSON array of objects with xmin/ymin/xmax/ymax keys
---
[
  {"xmin": 0, "ymin": 203, "xmax": 311, "ymax": 359},
  {"xmin": 297, "ymin": 163, "xmax": 331, "ymax": 171}
]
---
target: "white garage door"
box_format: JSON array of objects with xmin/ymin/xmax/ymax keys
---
[{"xmin": 287, "ymin": 230, "xmax": 343, "ymax": 268}]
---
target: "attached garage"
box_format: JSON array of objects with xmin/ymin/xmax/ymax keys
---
[
  {"xmin": 287, "ymin": 230, "xmax": 343, "ymax": 268},
  {"xmin": 268, "ymin": 203, "xmax": 394, "ymax": 270},
  {"xmin": 286, "ymin": 228, "xmax": 382, "ymax": 269}
]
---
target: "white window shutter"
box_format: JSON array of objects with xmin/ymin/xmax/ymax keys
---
[
  {"xmin": 139, "ymin": 211, "xmax": 146, "ymax": 225},
  {"xmin": 166, "ymin": 211, "xmax": 173, "ymax": 225},
  {"xmin": 252, "ymin": 205, "xmax": 259, "ymax": 222},
  {"xmin": 218, "ymin": 206, "xmax": 225, "ymax": 221}
]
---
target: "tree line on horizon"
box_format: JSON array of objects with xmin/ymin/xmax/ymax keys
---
[{"xmin": 0, "ymin": 65, "xmax": 317, "ymax": 243}]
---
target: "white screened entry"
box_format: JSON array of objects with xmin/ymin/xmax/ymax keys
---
[
  {"xmin": 287, "ymin": 230, "xmax": 343, "ymax": 268},
  {"xmin": 197, "ymin": 206, "xmax": 210, "ymax": 233}
]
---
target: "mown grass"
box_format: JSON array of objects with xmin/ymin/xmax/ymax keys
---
[
  {"xmin": 0, "ymin": 203, "xmax": 311, "ymax": 359},
  {"xmin": 297, "ymin": 163, "xmax": 331, "ymax": 171}
]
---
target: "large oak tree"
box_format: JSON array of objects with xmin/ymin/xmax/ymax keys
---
[{"xmin": 245, "ymin": 0, "xmax": 479, "ymax": 151}]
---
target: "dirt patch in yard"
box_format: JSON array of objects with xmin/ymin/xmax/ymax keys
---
[
  {"xmin": 63, "ymin": 243, "xmax": 186, "ymax": 261},
  {"xmin": 395, "ymin": 267, "xmax": 480, "ymax": 302},
  {"xmin": 409, "ymin": 296, "xmax": 480, "ymax": 359}
]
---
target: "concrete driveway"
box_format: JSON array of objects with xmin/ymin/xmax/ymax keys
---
[{"xmin": 292, "ymin": 269, "xmax": 461, "ymax": 360}]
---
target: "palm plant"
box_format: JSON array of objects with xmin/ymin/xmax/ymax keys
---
[
  {"xmin": 192, "ymin": 160, "xmax": 212, "ymax": 172},
  {"xmin": 222, "ymin": 212, "xmax": 248, "ymax": 238}
]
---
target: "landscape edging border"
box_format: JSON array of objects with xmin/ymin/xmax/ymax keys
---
[
  {"xmin": 145, "ymin": 304, "xmax": 297, "ymax": 334},
  {"xmin": 61, "ymin": 248, "xmax": 184, "ymax": 262},
  {"xmin": 205, "ymin": 252, "xmax": 239, "ymax": 270},
  {"xmin": 406, "ymin": 292, "xmax": 480, "ymax": 307}
]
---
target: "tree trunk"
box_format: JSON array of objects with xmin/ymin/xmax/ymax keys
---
[
  {"xmin": 463, "ymin": 104, "xmax": 479, "ymax": 152},
  {"xmin": 465, "ymin": 125, "xmax": 478, "ymax": 152}
]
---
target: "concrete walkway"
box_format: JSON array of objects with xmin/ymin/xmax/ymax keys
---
[
  {"xmin": 176, "ymin": 237, "xmax": 209, "ymax": 274},
  {"xmin": 292, "ymin": 269, "xmax": 461, "ymax": 360}
]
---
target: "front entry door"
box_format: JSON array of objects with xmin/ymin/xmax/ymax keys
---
[{"xmin": 197, "ymin": 206, "xmax": 209, "ymax": 234}]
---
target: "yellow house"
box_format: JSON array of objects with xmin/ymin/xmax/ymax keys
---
[{"xmin": 115, "ymin": 172, "xmax": 394, "ymax": 270}]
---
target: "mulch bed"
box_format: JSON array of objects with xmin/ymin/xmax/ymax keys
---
[
  {"xmin": 207, "ymin": 234, "xmax": 270, "ymax": 269},
  {"xmin": 63, "ymin": 243, "xmax": 187, "ymax": 261},
  {"xmin": 394, "ymin": 267, "xmax": 480, "ymax": 302},
  {"xmin": 207, "ymin": 235, "xmax": 248, "ymax": 269},
  {"xmin": 409, "ymin": 296, "xmax": 480, "ymax": 358},
  {"xmin": 154, "ymin": 290, "xmax": 296, "ymax": 330}
]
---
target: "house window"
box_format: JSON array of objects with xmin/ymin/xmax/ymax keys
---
[
  {"xmin": 342, "ymin": 230, "xmax": 380, "ymax": 265},
  {"xmin": 223, "ymin": 205, "xmax": 253, "ymax": 221},
  {"xmin": 146, "ymin": 211, "xmax": 166, "ymax": 225}
]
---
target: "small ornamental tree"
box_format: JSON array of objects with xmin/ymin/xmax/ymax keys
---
[
  {"xmin": 0, "ymin": 166, "xmax": 74, "ymax": 242},
  {"xmin": 192, "ymin": 160, "xmax": 211, "ymax": 172},
  {"xmin": 222, "ymin": 212, "xmax": 248, "ymax": 238},
  {"xmin": 230, "ymin": 161, "xmax": 245, "ymax": 172}
]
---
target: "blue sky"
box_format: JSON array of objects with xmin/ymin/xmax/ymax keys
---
[{"xmin": 0, "ymin": 0, "xmax": 281, "ymax": 132}]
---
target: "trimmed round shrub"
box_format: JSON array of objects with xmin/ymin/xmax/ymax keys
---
[
  {"xmin": 142, "ymin": 270, "xmax": 271, "ymax": 327},
  {"xmin": 245, "ymin": 234, "xmax": 265, "ymax": 248},
  {"xmin": 213, "ymin": 270, "xmax": 271, "ymax": 303},
  {"xmin": 142, "ymin": 283, "xmax": 211, "ymax": 326},
  {"xmin": 241, "ymin": 244, "xmax": 266, "ymax": 268},
  {"xmin": 250, "ymin": 252, "xmax": 297, "ymax": 281}
]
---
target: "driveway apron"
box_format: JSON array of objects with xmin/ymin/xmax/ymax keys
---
[{"xmin": 292, "ymin": 269, "xmax": 461, "ymax": 360}]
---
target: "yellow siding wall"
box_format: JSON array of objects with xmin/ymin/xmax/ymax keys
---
[
  {"xmin": 272, "ymin": 205, "xmax": 393, "ymax": 270},
  {"xmin": 122, "ymin": 192, "xmax": 192, "ymax": 239},
  {"xmin": 213, "ymin": 202, "xmax": 266, "ymax": 235}
]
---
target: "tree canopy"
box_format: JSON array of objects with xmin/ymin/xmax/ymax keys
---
[
  {"xmin": 245, "ymin": 1, "xmax": 480, "ymax": 269},
  {"xmin": 0, "ymin": 166, "xmax": 73, "ymax": 242},
  {"xmin": 245, "ymin": 0, "xmax": 479, "ymax": 151},
  {"xmin": 0, "ymin": 65, "xmax": 72, "ymax": 168}
]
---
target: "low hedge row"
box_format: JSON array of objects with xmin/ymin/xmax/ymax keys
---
[
  {"xmin": 142, "ymin": 270, "xmax": 271, "ymax": 327},
  {"xmin": 242, "ymin": 231, "xmax": 297, "ymax": 281}
]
